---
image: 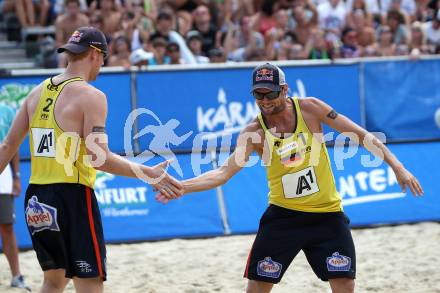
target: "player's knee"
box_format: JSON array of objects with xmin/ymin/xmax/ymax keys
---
[
  {"xmin": 330, "ymin": 278, "xmax": 355, "ymax": 293},
  {"xmin": 42, "ymin": 277, "xmax": 67, "ymax": 291},
  {"xmin": 246, "ymin": 280, "xmax": 274, "ymax": 293}
]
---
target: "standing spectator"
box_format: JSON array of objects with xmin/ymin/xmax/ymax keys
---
[
  {"xmin": 186, "ymin": 30, "xmax": 210, "ymax": 63},
  {"xmin": 151, "ymin": 9, "xmax": 197, "ymax": 64},
  {"xmin": 15, "ymin": 0, "xmax": 50, "ymax": 27},
  {"xmin": 376, "ymin": 25, "xmax": 397, "ymax": 55},
  {"xmin": 387, "ymin": 9, "xmax": 409, "ymax": 44},
  {"xmin": 380, "ymin": 0, "xmax": 416, "ymax": 17},
  {"xmin": 412, "ymin": 0, "xmax": 431, "ymax": 22},
  {"xmin": 147, "ymin": 35, "xmax": 171, "ymax": 65},
  {"xmin": 0, "ymin": 104, "xmax": 30, "ymax": 291},
  {"xmin": 305, "ymin": 28, "xmax": 333, "ymax": 58},
  {"xmin": 115, "ymin": 10, "xmax": 145, "ymax": 52},
  {"xmin": 166, "ymin": 42, "xmax": 184, "ymax": 64},
  {"xmin": 345, "ymin": 0, "xmax": 374, "ymax": 28},
  {"xmin": 55, "ymin": 0, "xmax": 89, "ymax": 47},
  {"xmin": 192, "ymin": 4, "xmax": 221, "ymax": 55},
  {"xmin": 251, "ymin": 0, "xmax": 278, "ymax": 35},
  {"xmin": 100, "ymin": 0, "xmax": 122, "ymax": 36},
  {"xmin": 237, "ymin": 16, "xmax": 265, "ymax": 53},
  {"xmin": 352, "ymin": 9, "xmax": 376, "ymax": 47},
  {"xmin": 108, "ymin": 35, "xmax": 131, "ymax": 68},
  {"xmin": 290, "ymin": 4, "xmax": 319, "ymax": 45},
  {"xmin": 317, "ymin": 0, "xmax": 347, "ymax": 41}
]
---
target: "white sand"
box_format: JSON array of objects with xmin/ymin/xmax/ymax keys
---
[{"xmin": 1, "ymin": 222, "xmax": 439, "ymax": 293}]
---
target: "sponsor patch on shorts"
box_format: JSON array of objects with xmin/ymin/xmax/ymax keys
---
[
  {"xmin": 25, "ymin": 195, "xmax": 60, "ymax": 235},
  {"xmin": 326, "ymin": 252, "xmax": 351, "ymax": 271},
  {"xmin": 257, "ymin": 257, "xmax": 282, "ymax": 278}
]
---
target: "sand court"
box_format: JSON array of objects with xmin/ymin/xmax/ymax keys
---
[{"xmin": 1, "ymin": 222, "xmax": 439, "ymax": 293}]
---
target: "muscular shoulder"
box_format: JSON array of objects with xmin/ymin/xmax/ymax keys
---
[
  {"xmin": 66, "ymin": 81, "xmax": 107, "ymax": 108},
  {"xmin": 242, "ymin": 118, "xmax": 263, "ymax": 136},
  {"xmin": 298, "ymin": 97, "xmax": 331, "ymax": 118}
]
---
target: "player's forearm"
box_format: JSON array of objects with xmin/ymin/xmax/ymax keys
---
[
  {"xmin": 0, "ymin": 143, "xmax": 17, "ymax": 174},
  {"xmin": 363, "ymin": 133, "xmax": 404, "ymax": 170},
  {"xmin": 95, "ymin": 152, "xmax": 152, "ymax": 180},
  {"xmin": 183, "ymin": 170, "xmax": 227, "ymax": 194},
  {"xmin": 10, "ymin": 151, "xmax": 20, "ymax": 176}
]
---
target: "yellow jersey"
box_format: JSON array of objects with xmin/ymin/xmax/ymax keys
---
[
  {"xmin": 29, "ymin": 77, "xmax": 96, "ymax": 188},
  {"xmin": 258, "ymin": 97, "xmax": 341, "ymax": 212}
]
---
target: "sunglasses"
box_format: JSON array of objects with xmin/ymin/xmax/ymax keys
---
[
  {"xmin": 253, "ymin": 90, "xmax": 281, "ymax": 100},
  {"xmin": 90, "ymin": 44, "xmax": 108, "ymax": 59}
]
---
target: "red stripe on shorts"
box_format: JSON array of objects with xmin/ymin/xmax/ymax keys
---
[
  {"xmin": 244, "ymin": 240, "xmax": 256, "ymax": 278},
  {"xmin": 86, "ymin": 187, "xmax": 104, "ymax": 278}
]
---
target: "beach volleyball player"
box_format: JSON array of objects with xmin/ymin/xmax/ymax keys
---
[
  {"xmin": 156, "ymin": 63, "xmax": 423, "ymax": 293},
  {"xmin": 0, "ymin": 27, "xmax": 182, "ymax": 293}
]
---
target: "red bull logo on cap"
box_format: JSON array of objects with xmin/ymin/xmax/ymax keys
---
[
  {"xmin": 255, "ymin": 68, "xmax": 274, "ymax": 82},
  {"xmin": 26, "ymin": 196, "xmax": 60, "ymax": 235},
  {"xmin": 69, "ymin": 30, "xmax": 83, "ymax": 43}
]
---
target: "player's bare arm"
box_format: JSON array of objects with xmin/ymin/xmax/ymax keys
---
[
  {"xmin": 156, "ymin": 121, "xmax": 264, "ymax": 204},
  {"xmin": 300, "ymin": 97, "xmax": 423, "ymax": 196},
  {"xmin": 81, "ymin": 86, "xmax": 183, "ymax": 199}
]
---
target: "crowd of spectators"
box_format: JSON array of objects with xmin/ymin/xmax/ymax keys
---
[{"xmin": 3, "ymin": 0, "xmax": 440, "ymax": 68}]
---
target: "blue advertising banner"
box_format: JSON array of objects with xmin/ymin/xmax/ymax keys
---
[
  {"xmin": 10, "ymin": 153, "xmax": 223, "ymax": 249},
  {"xmin": 219, "ymin": 141, "xmax": 439, "ymax": 232},
  {"xmin": 135, "ymin": 64, "xmax": 361, "ymax": 153},
  {"xmin": 0, "ymin": 72, "xmax": 132, "ymax": 158},
  {"xmin": 364, "ymin": 59, "xmax": 440, "ymax": 140}
]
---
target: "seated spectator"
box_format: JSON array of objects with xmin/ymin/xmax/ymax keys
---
[
  {"xmin": 363, "ymin": 44, "xmax": 380, "ymax": 56},
  {"xmin": 130, "ymin": 47, "xmax": 153, "ymax": 67},
  {"xmin": 352, "ymin": 9, "xmax": 376, "ymax": 47},
  {"xmin": 305, "ymin": 28, "xmax": 333, "ymax": 59},
  {"xmin": 108, "ymin": 36, "xmax": 131, "ymax": 68},
  {"xmin": 151, "ymin": 9, "xmax": 197, "ymax": 64},
  {"xmin": 186, "ymin": 30, "xmax": 210, "ymax": 63},
  {"xmin": 147, "ymin": 35, "xmax": 171, "ymax": 65},
  {"xmin": 395, "ymin": 43, "xmax": 410, "ymax": 54},
  {"xmin": 166, "ymin": 42, "xmax": 184, "ymax": 64},
  {"xmin": 376, "ymin": 25, "xmax": 396, "ymax": 55},
  {"xmin": 423, "ymin": 9, "xmax": 440, "ymax": 47},
  {"xmin": 341, "ymin": 27, "xmax": 363, "ymax": 57},
  {"xmin": 409, "ymin": 21, "xmax": 432, "ymax": 54},
  {"xmin": 318, "ymin": 0, "xmax": 347, "ymax": 42},
  {"xmin": 192, "ymin": 4, "xmax": 220, "ymax": 55},
  {"xmin": 15, "ymin": 0, "xmax": 50, "ymax": 27},
  {"xmin": 345, "ymin": 0, "xmax": 380, "ymax": 16},
  {"xmin": 208, "ymin": 47, "xmax": 226, "ymax": 63},
  {"xmin": 287, "ymin": 43, "xmax": 308, "ymax": 59},
  {"xmin": 387, "ymin": 9, "xmax": 409, "ymax": 44},
  {"xmin": 55, "ymin": 0, "xmax": 89, "ymax": 47}
]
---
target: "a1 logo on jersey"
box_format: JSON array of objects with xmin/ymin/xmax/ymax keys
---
[
  {"xmin": 282, "ymin": 166, "xmax": 319, "ymax": 198},
  {"xmin": 25, "ymin": 196, "xmax": 60, "ymax": 235},
  {"xmin": 31, "ymin": 128, "xmax": 55, "ymax": 157}
]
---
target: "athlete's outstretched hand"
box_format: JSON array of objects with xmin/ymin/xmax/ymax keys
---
[
  {"xmin": 147, "ymin": 160, "xmax": 184, "ymax": 200},
  {"xmin": 394, "ymin": 166, "xmax": 424, "ymax": 196}
]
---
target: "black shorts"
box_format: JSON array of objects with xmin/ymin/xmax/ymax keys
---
[
  {"xmin": 25, "ymin": 183, "xmax": 106, "ymax": 280},
  {"xmin": 244, "ymin": 204, "xmax": 356, "ymax": 283}
]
